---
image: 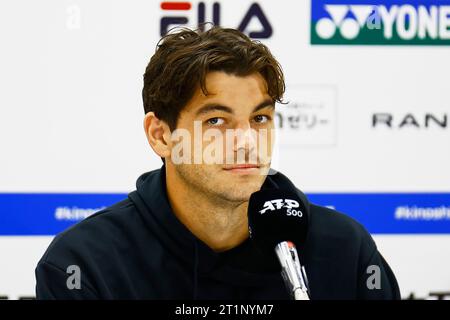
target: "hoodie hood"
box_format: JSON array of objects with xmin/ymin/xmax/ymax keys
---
[{"xmin": 128, "ymin": 165, "xmax": 311, "ymax": 299}]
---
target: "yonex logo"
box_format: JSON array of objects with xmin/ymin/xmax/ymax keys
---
[
  {"xmin": 311, "ymin": 1, "xmax": 450, "ymax": 45},
  {"xmin": 315, "ymin": 4, "xmax": 378, "ymax": 40}
]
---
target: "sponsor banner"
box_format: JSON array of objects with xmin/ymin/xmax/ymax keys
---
[
  {"xmin": 311, "ymin": 0, "xmax": 450, "ymax": 45},
  {"xmin": 308, "ymin": 193, "xmax": 450, "ymax": 233},
  {"xmin": 0, "ymin": 193, "xmax": 125, "ymax": 236},
  {"xmin": 1, "ymin": 192, "xmax": 449, "ymax": 235}
]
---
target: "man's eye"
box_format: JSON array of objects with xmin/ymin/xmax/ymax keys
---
[
  {"xmin": 206, "ymin": 117, "xmax": 225, "ymax": 126},
  {"xmin": 253, "ymin": 115, "xmax": 270, "ymax": 123}
]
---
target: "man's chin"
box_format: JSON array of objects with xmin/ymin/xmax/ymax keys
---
[
  {"xmin": 217, "ymin": 189, "xmax": 257, "ymax": 203},
  {"xmin": 216, "ymin": 174, "xmax": 266, "ymax": 202}
]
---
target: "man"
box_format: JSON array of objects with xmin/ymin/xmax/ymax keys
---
[{"xmin": 35, "ymin": 26, "xmax": 400, "ymax": 299}]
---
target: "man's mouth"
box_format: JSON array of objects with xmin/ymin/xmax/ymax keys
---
[{"xmin": 223, "ymin": 164, "xmax": 260, "ymax": 174}]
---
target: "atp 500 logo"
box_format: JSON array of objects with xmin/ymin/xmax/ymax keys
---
[
  {"xmin": 160, "ymin": 1, "xmax": 273, "ymax": 38},
  {"xmin": 259, "ymin": 199, "xmax": 303, "ymax": 217},
  {"xmin": 311, "ymin": 0, "xmax": 450, "ymax": 45}
]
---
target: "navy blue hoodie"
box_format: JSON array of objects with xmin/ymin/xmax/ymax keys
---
[{"xmin": 35, "ymin": 166, "xmax": 400, "ymax": 299}]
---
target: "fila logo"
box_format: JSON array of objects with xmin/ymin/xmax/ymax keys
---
[
  {"xmin": 259, "ymin": 199, "xmax": 302, "ymax": 215},
  {"xmin": 160, "ymin": 1, "xmax": 273, "ymax": 39}
]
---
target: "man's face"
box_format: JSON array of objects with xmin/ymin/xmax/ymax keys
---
[{"xmin": 168, "ymin": 71, "xmax": 275, "ymax": 203}]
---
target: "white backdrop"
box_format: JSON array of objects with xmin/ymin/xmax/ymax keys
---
[{"xmin": 1, "ymin": 0, "xmax": 449, "ymax": 299}]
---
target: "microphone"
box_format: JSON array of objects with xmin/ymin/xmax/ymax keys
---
[{"xmin": 248, "ymin": 189, "xmax": 310, "ymax": 300}]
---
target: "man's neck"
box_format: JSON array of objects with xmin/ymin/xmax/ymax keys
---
[{"xmin": 165, "ymin": 167, "xmax": 249, "ymax": 252}]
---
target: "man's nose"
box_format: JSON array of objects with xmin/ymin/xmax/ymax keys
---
[{"xmin": 232, "ymin": 121, "xmax": 257, "ymax": 153}]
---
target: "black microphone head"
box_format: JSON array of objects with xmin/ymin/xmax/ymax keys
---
[{"xmin": 248, "ymin": 189, "xmax": 309, "ymax": 256}]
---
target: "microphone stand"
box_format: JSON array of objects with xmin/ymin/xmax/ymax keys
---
[{"xmin": 275, "ymin": 241, "xmax": 310, "ymax": 300}]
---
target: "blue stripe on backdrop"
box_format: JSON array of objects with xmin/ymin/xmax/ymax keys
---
[
  {"xmin": 0, "ymin": 193, "xmax": 126, "ymax": 236},
  {"xmin": 307, "ymin": 193, "xmax": 450, "ymax": 234},
  {"xmin": 0, "ymin": 193, "xmax": 449, "ymax": 235}
]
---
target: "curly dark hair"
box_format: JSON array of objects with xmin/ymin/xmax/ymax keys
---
[{"xmin": 142, "ymin": 25, "xmax": 285, "ymax": 130}]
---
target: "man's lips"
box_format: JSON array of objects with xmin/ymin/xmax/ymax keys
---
[{"xmin": 223, "ymin": 164, "xmax": 260, "ymax": 171}]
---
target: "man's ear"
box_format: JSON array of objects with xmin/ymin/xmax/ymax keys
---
[{"xmin": 144, "ymin": 112, "xmax": 172, "ymax": 159}]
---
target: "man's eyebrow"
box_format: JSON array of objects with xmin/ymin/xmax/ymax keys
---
[
  {"xmin": 195, "ymin": 99, "xmax": 274, "ymax": 116},
  {"xmin": 252, "ymin": 99, "xmax": 275, "ymax": 112},
  {"xmin": 195, "ymin": 104, "xmax": 234, "ymax": 116}
]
